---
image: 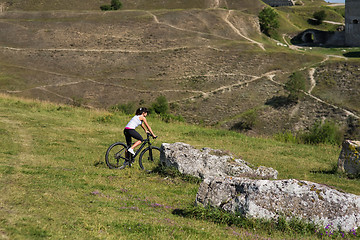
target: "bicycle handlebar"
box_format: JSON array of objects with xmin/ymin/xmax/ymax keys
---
[{"xmin": 146, "ymin": 132, "xmax": 157, "ymax": 139}]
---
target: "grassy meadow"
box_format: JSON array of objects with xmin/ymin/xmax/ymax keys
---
[{"xmin": 1, "ymin": 94, "xmax": 359, "ymax": 239}]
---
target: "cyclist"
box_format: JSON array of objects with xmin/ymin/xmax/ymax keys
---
[{"xmin": 124, "ymin": 107, "xmax": 157, "ymax": 156}]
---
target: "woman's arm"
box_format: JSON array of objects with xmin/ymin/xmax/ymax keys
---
[{"xmin": 141, "ymin": 117, "xmax": 156, "ymax": 137}]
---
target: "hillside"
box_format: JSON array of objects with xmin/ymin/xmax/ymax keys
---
[
  {"xmin": 1, "ymin": 95, "xmax": 359, "ymax": 239},
  {"xmin": 0, "ymin": 0, "xmax": 359, "ymax": 138}
]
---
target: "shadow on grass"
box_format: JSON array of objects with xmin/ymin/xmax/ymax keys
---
[
  {"xmin": 307, "ymin": 18, "xmax": 321, "ymax": 26},
  {"xmin": 172, "ymin": 206, "xmax": 327, "ymax": 238},
  {"xmin": 152, "ymin": 164, "xmax": 201, "ymax": 183},
  {"xmin": 310, "ymin": 164, "xmax": 338, "ymax": 175},
  {"xmin": 309, "ymin": 165, "xmax": 360, "ymax": 179},
  {"xmin": 265, "ymin": 96, "xmax": 296, "ymax": 109},
  {"xmin": 310, "ymin": 168, "xmax": 337, "ymax": 175},
  {"xmin": 343, "ymin": 52, "xmax": 360, "ymax": 58}
]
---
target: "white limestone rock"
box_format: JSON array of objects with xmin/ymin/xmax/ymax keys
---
[
  {"xmin": 160, "ymin": 142, "xmax": 278, "ymax": 180},
  {"xmin": 196, "ymin": 176, "xmax": 360, "ymax": 231},
  {"xmin": 338, "ymin": 140, "xmax": 360, "ymax": 176}
]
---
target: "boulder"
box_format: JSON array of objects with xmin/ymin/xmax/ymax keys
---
[
  {"xmin": 160, "ymin": 142, "xmax": 278, "ymax": 180},
  {"xmin": 196, "ymin": 176, "xmax": 360, "ymax": 231},
  {"xmin": 338, "ymin": 140, "xmax": 360, "ymax": 176}
]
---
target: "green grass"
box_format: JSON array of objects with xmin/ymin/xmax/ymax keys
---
[{"xmin": 0, "ymin": 94, "xmax": 359, "ymax": 239}]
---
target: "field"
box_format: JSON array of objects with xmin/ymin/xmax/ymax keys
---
[
  {"xmin": 1, "ymin": 95, "xmax": 359, "ymax": 239},
  {"xmin": 1, "ymin": 0, "xmax": 360, "ymax": 238}
]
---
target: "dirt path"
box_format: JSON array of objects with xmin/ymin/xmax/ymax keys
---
[
  {"xmin": 172, "ymin": 70, "xmax": 278, "ymax": 103},
  {"xmin": 147, "ymin": 10, "xmax": 265, "ymax": 50},
  {"xmin": 1, "ymin": 45, "xmax": 192, "ymax": 54},
  {"xmin": 224, "ymin": 10, "xmax": 265, "ymax": 51},
  {"xmin": 308, "ymin": 68, "xmax": 316, "ymax": 94}
]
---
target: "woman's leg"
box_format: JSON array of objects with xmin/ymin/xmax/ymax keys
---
[
  {"xmin": 126, "ymin": 129, "xmax": 143, "ymax": 154},
  {"xmin": 131, "ymin": 140, "xmax": 142, "ymax": 149}
]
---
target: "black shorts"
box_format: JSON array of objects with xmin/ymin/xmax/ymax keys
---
[{"xmin": 123, "ymin": 128, "xmax": 143, "ymax": 147}]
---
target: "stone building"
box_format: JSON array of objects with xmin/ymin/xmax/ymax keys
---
[
  {"xmin": 345, "ymin": 0, "xmax": 360, "ymax": 46},
  {"xmin": 262, "ymin": 0, "xmax": 295, "ymax": 7}
]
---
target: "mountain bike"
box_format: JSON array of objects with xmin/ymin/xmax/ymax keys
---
[{"xmin": 105, "ymin": 133, "xmax": 162, "ymax": 172}]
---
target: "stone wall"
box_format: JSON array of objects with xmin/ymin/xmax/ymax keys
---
[
  {"xmin": 262, "ymin": 0, "xmax": 294, "ymax": 7},
  {"xmin": 345, "ymin": 0, "xmax": 360, "ymax": 46}
]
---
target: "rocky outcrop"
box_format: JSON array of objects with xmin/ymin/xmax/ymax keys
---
[
  {"xmin": 160, "ymin": 142, "xmax": 360, "ymax": 231},
  {"xmin": 160, "ymin": 142, "xmax": 278, "ymax": 180},
  {"xmin": 338, "ymin": 140, "xmax": 360, "ymax": 176},
  {"xmin": 196, "ymin": 176, "xmax": 360, "ymax": 231}
]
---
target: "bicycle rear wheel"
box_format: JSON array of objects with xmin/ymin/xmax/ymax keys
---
[
  {"xmin": 105, "ymin": 142, "xmax": 129, "ymax": 169},
  {"xmin": 139, "ymin": 146, "xmax": 162, "ymax": 172}
]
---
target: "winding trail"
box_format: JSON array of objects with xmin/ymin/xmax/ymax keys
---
[
  {"xmin": 147, "ymin": 10, "xmax": 265, "ymax": 50},
  {"xmin": 1, "ymin": 10, "xmax": 358, "ymax": 120},
  {"xmin": 224, "ymin": 10, "xmax": 265, "ymax": 51},
  {"xmin": 308, "ymin": 68, "xmax": 316, "ymax": 94}
]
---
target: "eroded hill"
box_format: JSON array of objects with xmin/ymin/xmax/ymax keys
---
[{"xmin": 0, "ymin": 0, "xmax": 359, "ymax": 136}]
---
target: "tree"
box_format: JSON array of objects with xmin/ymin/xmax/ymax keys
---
[
  {"xmin": 151, "ymin": 95, "xmax": 169, "ymax": 115},
  {"xmin": 258, "ymin": 7, "xmax": 280, "ymax": 36},
  {"xmin": 313, "ymin": 10, "xmax": 327, "ymax": 24},
  {"xmin": 284, "ymin": 72, "xmax": 306, "ymax": 102},
  {"xmin": 111, "ymin": 0, "xmax": 122, "ymax": 10},
  {"xmin": 100, "ymin": 0, "xmax": 122, "ymax": 11}
]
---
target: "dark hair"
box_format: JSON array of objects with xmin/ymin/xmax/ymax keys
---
[{"xmin": 135, "ymin": 107, "xmax": 148, "ymax": 115}]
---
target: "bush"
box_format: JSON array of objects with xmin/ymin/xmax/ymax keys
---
[
  {"xmin": 151, "ymin": 95, "xmax": 169, "ymax": 115},
  {"xmin": 313, "ymin": 10, "xmax": 327, "ymax": 24},
  {"xmin": 284, "ymin": 72, "xmax": 306, "ymax": 103},
  {"xmin": 258, "ymin": 7, "xmax": 280, "ymax": 36},
  {"xmin": 274, "ymin": 130, "xmax": 299, "ymax": 144},
  {"xmin": 100, "ymin": 5, "xmax": 112, "ymax": 11},
  {"xmin": 149, "ymin": 96, "xmax": 184, "ymax": 123},
  {"xmin": 111, "ymin": 0, "xmax": 122, "ymax": 10},
  {"xmin": 110, "ymin": 102, "xmax": 135, "ymax": 115},
  {"xmin": 300, "ymin": 120, "xmax": 343, "ymax": 145},
  {"xmin": 158, "ymin": 113, "xmax": 184, "ymax": 123},
  {"xmin": 231, "ymin": 109, "xmax": 258, "ymax": 131},
  {"xmin": 100, "ymin": 0, "xmax": 122, "ymax": 11}
]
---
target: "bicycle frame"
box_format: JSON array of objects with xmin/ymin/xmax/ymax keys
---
[{"xmin": 129, "ymin": 133, "xmax": 153, "ymax": 159}]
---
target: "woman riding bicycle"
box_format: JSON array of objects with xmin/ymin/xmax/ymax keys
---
[{"xmin": 124, "ymin": 107, "xmax": 157, "ymax": 156}]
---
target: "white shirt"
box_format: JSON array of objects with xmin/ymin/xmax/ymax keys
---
[{"xmin": 125, "ymin": 115, "xmax": 142, "ymax": 129}]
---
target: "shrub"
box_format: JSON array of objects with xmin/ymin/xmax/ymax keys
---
[
  {"xmin": 110, "ymin": 102, "xmax": 135, "ymax": 115},
  {"xmin": 100, "ymin": 0, "xmax": 122, "ymax": 11},
  {"xmin": 111, "ymin": 0, "xmax": 122, "ymax": 10},
  {"xmin": 300, "ymin": 120, "xmax": 343, "ymax": 145},
  {"xmin": 70, "ymin": 96, "xmax": 86, "ymax": 107},
  {"xmin": 96, "ymin": 114, "xmax": 115, "ymax": 123},
  {"xmin": 284, "ymin": 72, "xmax": 306, "ymax": 103},
  {"xmin": 313, "ymin": 10, "xmax": 327, "ymax": 24},
  {"xmin": 149, "ymin": 96, "xmax": 184, "ymax": 123},
  {"xmin": 151, "ymin": 95, "xmax": 169, "ymax": 115},
  {"xmin": 158, "ymin": 113, "xmax": 184, "ymax": 123},
  {"xmin": 231, "ymin": 109, "xmax": 258, "ymax": 131},
  {"xmin": 100, "ymin": 5, "xmax": 112, "ymax": 11},
  {"xmin": 274, "ymin": 130, "xmax": 299, "ymax": 144},
  {"xmin": 258, "ymin": 7, "xmax": 280, "ymax": 36}
]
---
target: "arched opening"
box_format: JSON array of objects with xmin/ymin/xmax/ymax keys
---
[
  {"xmin": 353, "ymin": 19, "xmax": 359, "ymax": 24},
  {"xmin": 303, "ymin": 32, "xmax": 315, "ymax": 43}
]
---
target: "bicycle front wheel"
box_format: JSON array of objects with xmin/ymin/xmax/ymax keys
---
[
  {"xmin": 139, "ymin": 146, "xmax": 162, "ymax": 172},
  {"xmin": 105, "ymin": 142, "xmax": 128, "ymax": 169}
]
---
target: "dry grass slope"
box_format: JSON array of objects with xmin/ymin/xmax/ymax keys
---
[{"xmin": 0, "ymin": 0, "xmax": 359, "ymax": 137}]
